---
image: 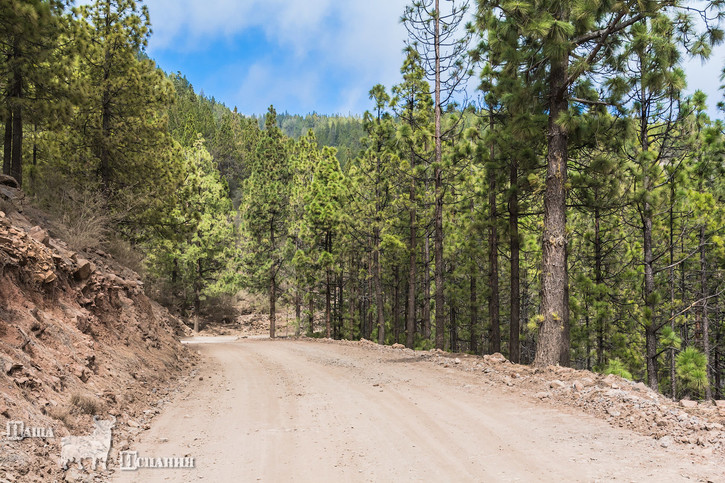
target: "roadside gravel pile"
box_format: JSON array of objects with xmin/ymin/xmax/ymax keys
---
[{"xmin": 317, "ymin": 337, "xmax": 725, "ymax": 455}]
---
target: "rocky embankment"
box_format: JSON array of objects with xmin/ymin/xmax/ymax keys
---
[
  {"xmin": 309, "ymin": 337, "xmax": 725, "ymax": 455},
  {"xmin": 368, "ymin": 340, "xmax": 725, "ymax": 454},
  {"xmin": 0, "ymin": 176, "xmax": 197, "ymax": 482}
]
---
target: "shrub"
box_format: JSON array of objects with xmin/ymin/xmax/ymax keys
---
[
  {"xmin": 70, "ymin": 393, "xmax": 101, "ymax": 415},
  {"xmin": 602, "ymin": 358, "xmax": 633, "ymax": 380},
  {"xmin": 676, "ymin": 347, "xmax": 708, "ymax": 398},
  {"xmin": 105, "ymin": 236, "xmax": 145, "ymax": 274},
  {"xmin": 46, "ymin": 406, "xmax": 72, "ymax": 428},
  {"xmin": 33, "ymin": 183, "xmax": 111, "ymax": 252}
]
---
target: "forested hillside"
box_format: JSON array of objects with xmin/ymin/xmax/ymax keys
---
[{"xmin": 3, "ymin": 0, "xmax": 725, "ymax": 402}]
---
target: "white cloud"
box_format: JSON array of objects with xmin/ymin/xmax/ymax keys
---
[
  {"xmin": 233, "ymin": 61, "xmax": 321, "ymax": 114},
  {"xmin": 145, "ymin": 0, "xmax": 411, "ymax": 113},
  {"xmin": 681, "ymin": 44, "xmax": 725, "ymax": 118},
  {"xmin": 145, "ymin": 1, "xmax": 725, "ymax": 115}
]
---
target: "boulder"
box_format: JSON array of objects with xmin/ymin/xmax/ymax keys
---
[
  {"xmin": 0, "ymin": 184, "xmax": 22, "ymax": 203},
  {"xmin": 74, "ymin": 258, "xmax": 95, "ymax": 280},
  {"xmin": 680, "ymin": 399, "xmax": 698, "ymax": 409},
  {"xmin": 549, "ymin": 379, "xmax": 566, "ymax": 389},
  {"xmin": 606, "ymin": 407, "xmax": 621, "ymax": 417},
  {"xmin": 5, "ymin": 362, "xmax": 23, "ymax": 375},
  {"xmin": 488, "ymin": 352, "xmax": 508, "ymax": 363},
  {"xmin": 0, "ymin": 174, "xmax": 18, "ymax": 188},
  {"xmin": 28, "ymin": 226, "xmax": 49, "ymax": 245},
  {"xmin": 40, "ymin": 269, "xmax": 57, "ymax": 284},
  {"xmin": 631, "ymin": 382, "xmax": 649, "ymax": 392}
]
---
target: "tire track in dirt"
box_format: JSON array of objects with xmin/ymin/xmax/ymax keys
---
[{"xmin": 113, "ymin": 339, "xmax": 725, "ymax": 482}]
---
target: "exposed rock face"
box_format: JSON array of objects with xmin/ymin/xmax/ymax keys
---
[{"xmin": 0, "ymin": 190, "xmax": 197, "ymax": 481}]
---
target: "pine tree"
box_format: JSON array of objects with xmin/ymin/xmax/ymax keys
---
[
  {"xmin": 0, "ymin": 0, "xmax": 68, "ymax": 186},
  {"xmin": 65, "ymin": 0, "xmax": 176, "ymax": 233},
  {"xmin": 474, "ymin": 0, "xmax": 723, "ymax": 367},
  {"xmin": 147, "ymin": 138, "xmax": 236, "ymax": 327},
  {"xmin": 391, "ymin": 47, "xmax": 433, "ymax": 348},
  {"xmin": 403, "ymin": 0, "xmax": 471, "ymax": 350},
  {"xmin": 240, "ymin": 106, "xmax": 292, "ymax": 338},
  {"xmin": 299, "ymin": 144, "xmax": 347, "ymax": 338}
]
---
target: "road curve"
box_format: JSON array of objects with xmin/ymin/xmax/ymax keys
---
[{"xmin": 113, "ymin": 339, "xmax": 723, "ymax": 482}]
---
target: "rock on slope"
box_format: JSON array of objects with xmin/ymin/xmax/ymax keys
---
[{"xmin": 0, "ymin": 178, "xmax": 197, "ymax": 482}]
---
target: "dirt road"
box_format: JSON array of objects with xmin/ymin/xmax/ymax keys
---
[{"xmin": 113, "ymin": 339, "xmax": 724, "ymax": 482}]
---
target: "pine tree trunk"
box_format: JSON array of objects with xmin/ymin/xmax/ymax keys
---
[
  {"xmin": 433, "ymin": 0, "xmax": 445, "ymax": 351},
  {"xmin": 535, "ymin": 50, "xmax": 570, "ymax": 367},
  {"xmin": 509, "ymin": 158, "xmax": 520, "ymax": 363},
  {"xmin": 406, "ymin": 148, "xmax": 417, "ymax": 348},
  {"xmin": 470, "ymin": 267, "xmax": 478, "ymax": 355},
  {"xmin": 10, "ymin": 100, "xmax": 22, "ymax": 186},
  {"xmin": 360, "ymin": 265, "xmax": 367, "ymax": 338},
  {"xmin": 308, "ymin": 290, "xmax": 314, "ymax": 336},
  {"xmin": 194, "ymin": 259, "xmax": 202, "ymax": 333},
  {"xmin": 715, "ymin": 325, "xmax": 722, "ymax": 399},
  {"xmin": 99, "ymin": 5, "xmax": 113, "ymax": 190},
  {"xmin": 270, "ymin": 275, "xmax": 276, "ymax": 339},
  {"xmin": 434, "ymin": 172, "xmax": 444, "ymax": 350},
  {"xmin": 337, "ymin": 270, "xmax": 343, "ymax": 339},
  {"xmin": 350, "ymin": 258, "xmax": 358, "ymax": 339},
  {"xmin": 595, "ymin": 205, "xmax": 605, "ymax": 368},
  {"xmin": 31, "ymin": 124, "xmax": 37, "ymax": 189},
  {"xmin": 644, "ymin": 210, "xmax": 657, "ymax": 390},
  {"xmin": 373, "ymin": 230, "xmax": 385, "ymax": 344},
  {"xmin": 367, "ymin": 259, "xmax": 374, "ymax": 340},
  {"xmin": 450, "ymin": 304, "xmax": 458, "ymax": 352},
  {"xmin": 488, "ymin": 141, "xmax": 500, "ymax": 354},
  {"xmin": 423, "ymin": 226, "xmax": 431, "ymax": 340},
  {"xmin": 585, "ymin": 310, "xmax": 592, "ymax": 371},
  {"xmin": 393, "ymin": 265, "xmax": 400, "ymax": 344},
  {"xmin": 701, "ymin": 224, "xmax": 712, "ymax": 400},
  {"xmin": 3, "ymin": 113, "xmax": 11, "ymax": 176},
  {"xmin": 325, "ymin": 269, "xmax": 331, "ymax": 339},
  {"xmin": 669, "ymin": 182, "xmax": 677, "ymax": 399},
  {"xmin": 9, "ymin": 61, "xmax": 22, "ymax": 186},
  {"xmin": 270, "ymin": 220, "xmax": 277, "ymax": 339},
  {"xmin": 636, "ymin": 66, "xmax": 658, "ymax": 390},
  {"xmin": 295, "ymin": 284, "xmax": 301, "ymax": 337}
]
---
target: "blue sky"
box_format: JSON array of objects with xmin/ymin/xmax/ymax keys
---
[{"xmin": 144, "ymin": 0, "xmax": 725, "ymax": 117}]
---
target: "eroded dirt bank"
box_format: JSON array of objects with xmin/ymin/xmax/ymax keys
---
[{"xmin": 0, "ymin": 184, "xmax": 197, "ymax": 482}]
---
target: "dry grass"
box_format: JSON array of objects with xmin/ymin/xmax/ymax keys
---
[
  {"xmin": 104, "ymin": 236, "xmax": 145, "ymax": 274},
  {"xmin": 55, "ymin": 191, "xmax": 110, "ymax": 252},
  {"xmin": 32, "ymin": 182, "xmax": 111, "ymax": 252},
  {"xmin": 69, "ymin": 393, "xmax": 101, "ymax": 415},
  {"xmin": 46, "ymin": 406, "xmax": 73, "ymax": 428}
]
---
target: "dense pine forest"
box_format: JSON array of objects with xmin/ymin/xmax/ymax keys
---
[{"xmin": 4, "ymin": 0, "xmax": 725, "ymax": 400}]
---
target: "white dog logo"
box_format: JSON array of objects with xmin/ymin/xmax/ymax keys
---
[{"xmin": 60, "ymin": 415, "xmax": 115, "ymax": 471}]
